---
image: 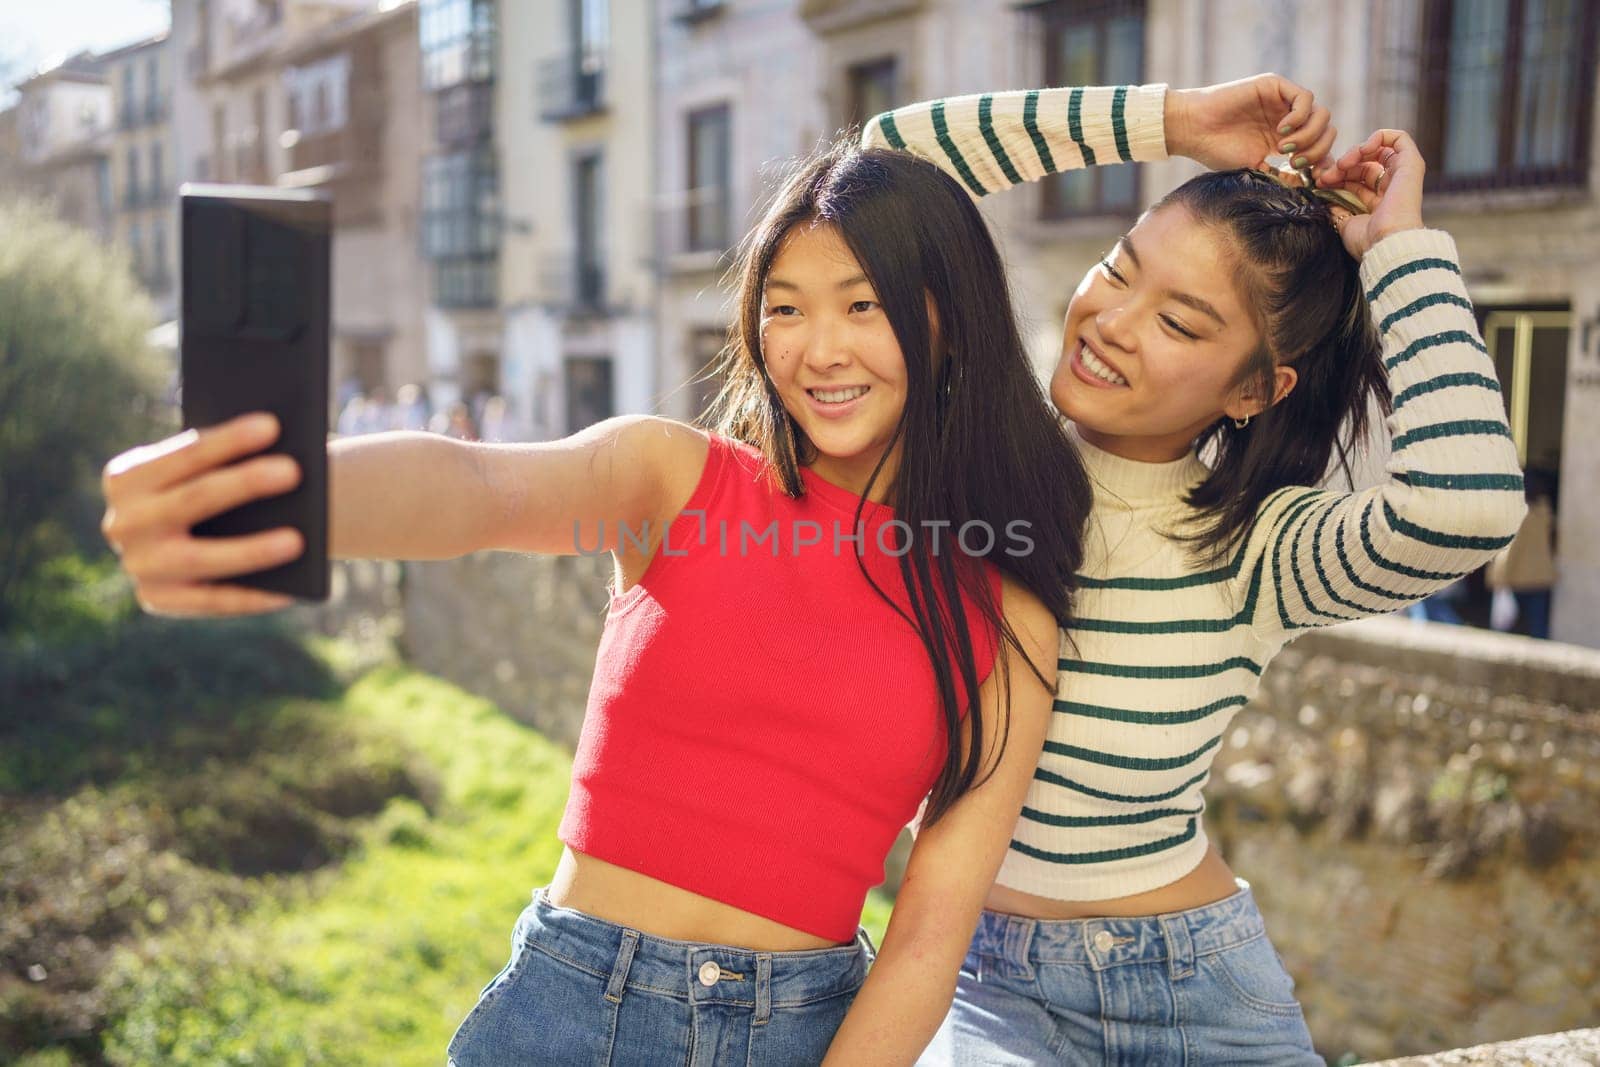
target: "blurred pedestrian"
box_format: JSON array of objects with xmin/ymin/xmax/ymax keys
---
[
  {"xmin": 393, "ymin": 383, "xmax": 430, "ymax": 431},
  {"xmin": 335, "ymin": 394, "xmax": 367, "ymax": 437},
  {"xmin": 431, "ymin": 402, "xmax": 476, "ymax": 441},
  {"xmin": 478, "ymin": 395, "xmax": 510, "ymax": 441},
  {"xmin": 360, "ymin": 387, "xmax": 392, "ymax": 435},
  {"xmin": 1486, "ymin": 470, "xmax": 1557, "ymax": 638}
]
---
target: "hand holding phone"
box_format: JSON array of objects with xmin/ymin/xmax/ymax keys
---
[
  {"xmin": 178, "ymin": 184, "xmax": 331, "ymax": 601},
  {"xmin": 101, "ymin": 413, "xmax": 309, "ymax": 616}
]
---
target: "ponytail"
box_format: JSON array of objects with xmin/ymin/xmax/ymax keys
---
[{"xmin": 1157, "ymin": 169, "xmax": 1389, "ymax": 562}]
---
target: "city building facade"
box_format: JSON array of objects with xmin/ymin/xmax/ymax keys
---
[
  {"xmin": 101, "ymin": 35, "xmax": 176, "ymax": 319},
  {"xmin": 5, "ymin": 0, "xmax": 1596, "ymax": 643},
  {"xmin": 657, "ymin": 0, "xmax": 1598, "ymax": 646},
  {"xmin": 171, "ymin": 0, "xmax": 430, "ymax": 405},
  {"xmin": 10, "ymin": 52, "xmax": 114, "ymax": 241},
  {"xmin": 652, "ymin": 0, "xmax": 827, "ymax": 424}
]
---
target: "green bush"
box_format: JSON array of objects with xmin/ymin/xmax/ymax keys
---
[
  {"xmin": 0, "ymin": 639, "xmax": 438, "ymax": 1064},
  {"xmin": 0, "ymin": 613, "xmax": 339, "ymax": 795},
  {"xmin": 0, "ymin": 198, "xmax": 168, "ymax": 635}
]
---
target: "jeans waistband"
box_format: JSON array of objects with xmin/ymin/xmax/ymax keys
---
[
  {"xmin": 526, "ymin": 889, "xmax": 871, "ymax": 1014},
  {"xmin": 969, "ymin": 880, "xmax": 1268, "ymax": 974}
]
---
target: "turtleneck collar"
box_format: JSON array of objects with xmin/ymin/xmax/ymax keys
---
[{"xmin": 1066, "ymin": 420, "xmax": 1210, "ymax": 507}]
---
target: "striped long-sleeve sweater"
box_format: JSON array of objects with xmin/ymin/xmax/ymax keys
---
[{"xmin": 865, "ymin": 85, "xmax": 1529, "ymax": 901}]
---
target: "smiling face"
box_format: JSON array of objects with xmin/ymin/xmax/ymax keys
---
[
  {"xmin": 1051, "ymin": 203, "xmax": 1296, "ymax": 463},
  {"xmin": 760, "ymin": 221, "xmax": 911, "ymax": 499}
]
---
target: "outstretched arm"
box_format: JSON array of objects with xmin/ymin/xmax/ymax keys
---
[{"xmin": 102, "ymin": 413, "xmax": 704, "ymax": 615}]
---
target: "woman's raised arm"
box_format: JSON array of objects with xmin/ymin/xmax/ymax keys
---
[{"xmin": 862, "ymin": 73, "xmax": 1336, "ymax": 196}]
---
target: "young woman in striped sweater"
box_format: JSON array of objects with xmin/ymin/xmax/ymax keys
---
[{"xmin": 865, "ymin": 76, "xmax": 1526, "ymax": 1064}]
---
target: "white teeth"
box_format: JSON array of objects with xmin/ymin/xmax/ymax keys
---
[
  {"xmin": 811, "ymin": 386, "xmax": 869, "ymax": 403},
  {"xmin": 1080, "ymin": 343, "xmax": 1127, "ymax": 386}
]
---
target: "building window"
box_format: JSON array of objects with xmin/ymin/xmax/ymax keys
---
[
  {"xmin": 464, "ymin": 351, "xmax": 500, "ymax": 406},
  {"xmin": 212, "ymin": 104, "xmax": 227, "ymax": 181},
  {"xmin": 846, "ymin": 56, "xmax": 898, "ymax": 132},
  {"xmin": 677, "ymin": 0, "xmax": 726, "ymax": 20},
  {"xmin": 686, "ymin": 103, "xmax": 731, "ymax": 253},
  {"xmin": 150, "ymin": 142, "xmax": 164, "ymax": 203},
  {"xmin": 574, "ymin": 151, "xmax": 605, "ymax": 308},
  {"xmin": 688, "ymin": 326, "xmax": 727, "ymax": 421},
  {"xmin": 432, "ymin": 259, "xmax": 498, "ymax": 309},
  {"xmin": 121, "ymin": 66, "xmax": 137, "ymax": 127},
  {"xmin": 95, "ymin": 158, "xmax": 112, "ymax": 219},
  {"xmin": 1484, "ymin": 307, "xmax": 1570, "ymax": 475},
  {"xmin": 1037, "ymin": 0, "xmax": 1144, "ymax": 219},
  {"xmin": 423, "ymin": 147, "xmax": 499, "ymax": 308},
  {"xmin": 571, "ymin": 0, "xmax": 607, "ymax": 110},
  {"xmin": 129, "ymin": 222, "xmax": 143, "ymax": 275},
  {"xmin": 423, "ymin": 148, "xmax": 499, "ymax": 257},
  {"xmin": 539, "ymin": 0, "xmax": 608, "ymax": 120},
  {"xmin": 249, "ymin": 88, "xmax": 269, "ymax": 177},
  {"xmin": 126, "ymin": 147, "xmax": 140, "ymax": 209},
  {"xmin": 1420, "ymin": 0, "xmax": 1598, "ymax": 191},
  {"xmin": 285, "ymin": 53, "xmax": 350, "ymax": 137},
  {"xmin": 152, "ymin": 225, "xmax": 169, "ymax": 288},
  {"xmin": 434, "ymin": 82, "xmax": 492, "ymax": 144},
  {"xmin": 348, "ymin": 339, "xmax": 388, "ymax": 393},
  {"xmin": 421, "ymin": 0, "xmax": 497, "ymax": 91},
  {"xmin": 564, "ymin": 356, "xmax": 614, "ymax": 433}
]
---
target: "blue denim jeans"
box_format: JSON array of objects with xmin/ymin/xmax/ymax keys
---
[
  {"xmin": 447, "ymin": 890, "xmax": 874, "ymax": 1065},
  {"xmin": 919, "ymin": 881, "xmax": 1321, "ymax": 1066}
]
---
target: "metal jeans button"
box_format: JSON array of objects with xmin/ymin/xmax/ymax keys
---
[
  {"xmin": 698, "ymin": 961, "xmax": 721, "ymax": 987},
  {"xmin": 1093, "ymin": 930, "xmax": 1116, "ymax": 954}
]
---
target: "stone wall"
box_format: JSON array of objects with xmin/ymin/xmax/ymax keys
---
[
  {"xmin": 315, "ymin": 558, "xmax": 1600, "ymax": 1063},
  {"xmin": 396, "ymin": 553, "xmax": 613, "ymax": 749},
  {"xmin": 1367, "ymin": 1028, "xmax": 1600, "ymax": 1066},
  {"xmin": 1209, "ymin": 619, "xmax": 1600, "ymax": 1062}
]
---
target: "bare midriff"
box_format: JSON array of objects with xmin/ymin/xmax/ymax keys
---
[
  {"xmin": 546, "ymin": 847, "xmax": 843, "ymax": 952},
  {"xmin": 983, "ymin": 843, "xmax": 1243, "ymax": 921}
]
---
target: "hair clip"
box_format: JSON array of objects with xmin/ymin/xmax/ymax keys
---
[{"xmin": 1262, "ymin": 163, "xmax": 1369, "ymax": 216}]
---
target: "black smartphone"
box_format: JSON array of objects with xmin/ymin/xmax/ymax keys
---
[{"xmin": 180, "ymin": 183, "xmax": 331, "ymax": 601}]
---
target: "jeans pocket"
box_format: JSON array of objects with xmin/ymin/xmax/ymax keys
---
[
  {"xmin": 446, "ymin": 919, "xmax": 538, "ymax": 1062},
  {"xmin": 1203, "ymin": 935, "xmax": 1305, "ymax": 1018}
]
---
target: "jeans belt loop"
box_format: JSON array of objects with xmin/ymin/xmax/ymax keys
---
[
  {"xmin": 603, "ymin": 928, "xmax": 640, "ymax": 1004},
  {"xmin": 754, "ymin": 953, "xmax": 773, "ymax": 1026},
  {"xmin": 1003, "ymin": 915, "xmax": 1038, "ymax": 981},
  {"xmin": 1161, "ymin": 913, "xmax": 1196, "ymax": 982}
]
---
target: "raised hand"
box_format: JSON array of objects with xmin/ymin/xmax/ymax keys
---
[
  {"xmin": 1315, "ymin": 129, "xmax": 1427, "ymax": 259},
  {"xmin": 1166, "ymin": 73, "xmax": 1337, "ymax": 175},
  {"xmin": 101, "ymin": 413, "xmax": 305, "ymax": 616}
]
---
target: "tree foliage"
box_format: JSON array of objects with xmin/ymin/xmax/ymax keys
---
[{"xmin": 0, "ymin": 198, "xmax": 168, "ymax": 633}]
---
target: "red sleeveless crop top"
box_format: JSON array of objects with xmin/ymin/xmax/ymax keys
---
[{"xmin": 558, "ymin": 431, "xmax": 1004, "ymax": 941}]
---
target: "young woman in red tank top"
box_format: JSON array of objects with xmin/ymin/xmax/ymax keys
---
[{"xmin": 100, "ymin": 143, "xmax": 1095, "ymax": 1063}]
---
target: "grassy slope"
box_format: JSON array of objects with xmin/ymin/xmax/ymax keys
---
[{"xmin": 95, "ymin": 665, "xmax": 894, "ymax": 1066}]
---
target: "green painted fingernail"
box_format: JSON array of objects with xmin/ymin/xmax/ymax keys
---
[
  {"xmin": 1280, "ymin": 142, "xmax": 1296, "ymax": 154},
  {"xmin": 1279, "ymin": 124, "xmax": 1293, "ymax": 135},
  {"xmin": 1293, "ymin": 155, "xmax": 1308, "ymax": 169}
]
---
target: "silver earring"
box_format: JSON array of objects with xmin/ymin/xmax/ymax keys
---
[{"xmin": 1233, "ymin": 415, "xmax": 1251, "ymax": 429}]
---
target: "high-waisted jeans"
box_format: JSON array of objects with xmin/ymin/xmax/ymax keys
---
[
  {"xmin": 919, "ymin": 881, "xmax": 1321, "ymax": 1066},
  {"xmin": 447, "ymin": 889, "xmax": 874, "ymax": 1065}
]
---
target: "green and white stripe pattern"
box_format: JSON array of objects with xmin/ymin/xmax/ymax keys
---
[
  {"xmin": 867, "ymin": 87, "xmax": 1527, "ymax": 901},
  {"xmin": 864, "ymin": 84, "xmax": 1170, "ymax": 195}
]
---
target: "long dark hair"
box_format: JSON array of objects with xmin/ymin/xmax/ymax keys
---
[
  {"xmin": 705, "ymin": 142, "xmax": 1091, "ymax": 826},
  {"xmin": 1158, "ymin": 168, "xmax": 1389, "ymax": 562}
]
